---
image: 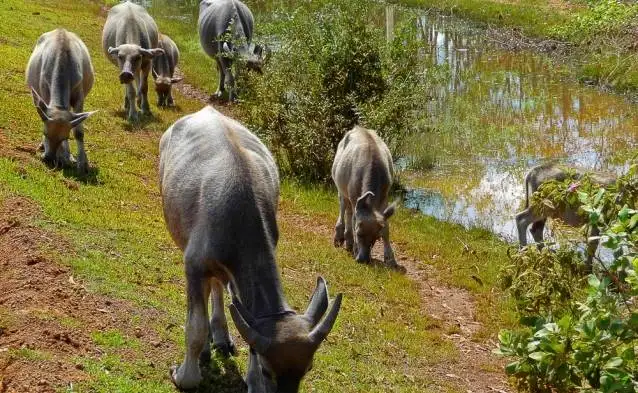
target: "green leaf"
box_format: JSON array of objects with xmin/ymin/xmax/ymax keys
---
[
  {"xmin": 588, "ymin": 275, "xmax": 601, "ymax": 288},
  {"xmin": 603, "ymin": 357, "xmax": 623, "ymax": 369},
  {"xmin": 529, "ymin": 352, "xmax": 546, "ymax": 361},
  {"xmin": 505, "ymin": 361, "xmax": 520, "ymax": 375}
]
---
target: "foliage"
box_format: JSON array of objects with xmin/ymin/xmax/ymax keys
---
[
  {"xmin": 551, "ymin": 0, "xmax": 638, "ymax": 41},
  {"xmin": 497, "ymin": 164, "xmax": 638, "ymax": 392},
  {"xmin": 239, "ymin": 2, "xmax": 431, "ymax": 182},
  {"xmin": 499, "ymin": 247, "xmax": 586, "ymax": 317},
  {"xmin": 528, "ymin": 169, "xmax": 613, "ymax": 220}
]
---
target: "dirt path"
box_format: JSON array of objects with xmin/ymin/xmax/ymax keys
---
[{"xmin": 0, "ymin": 195, "xmax": 177, "ymax": 392}]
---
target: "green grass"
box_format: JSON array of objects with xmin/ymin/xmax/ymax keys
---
[{"xmin": 0, "ymin": 0, "xmax": 513, "ymax": 391}]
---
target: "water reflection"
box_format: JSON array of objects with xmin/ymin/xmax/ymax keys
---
[{"xmin": 392, "ymin": 7, "xmax": 638, "ymax": 238}]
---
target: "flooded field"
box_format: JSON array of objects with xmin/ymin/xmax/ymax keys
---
[{"xmin": 138, "ymin": 0, "xmax": 638, "ymax": 241}]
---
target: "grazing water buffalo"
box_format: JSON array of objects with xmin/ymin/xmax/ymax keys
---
[
  {"xmin": 152, "ymin": 34, "xmax": 182, "ymax": 107},
  {"xmin": 198, "ymin": 0, "xmax": 269, "ymax": 101},
  {"xmin": 332, "ymin": 126, "xmax": 398, "ymax": 266},
  {"xmin": 160, "ymin": 106, "xmax": 342, "ymax": 392},
  {"xmin": 515, "ymin": 162, "xmax": 617, "ymax": 267},
  {"xmin": 26, "ymin": 28, "xmax": 96, "ymax": 174},
  {"xmin": 102, "ymin": 1, "xmax": 164, "ymax": 121}
]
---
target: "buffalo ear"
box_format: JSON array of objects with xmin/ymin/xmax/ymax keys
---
[
  {"xmin": 355, "ymin": 191, "xmax": 375, "ymax": 213},
  {"xmin": 141, "ymin": 48, "xmax": 165, "ymax": 58},
  {"xmin": 70, "ymin": 110, "xmax": 97, "ymax": 128},
  {"xmin": 383, "ymin": 202, "xmax": 397, "ymax": 220},
  {"xmin": 30, "ymin": 87, "xmax": 50, "ymax": 122},
  {"xmin": 170, "ymin": 77, "xmax": 183, "ymax": 84}
]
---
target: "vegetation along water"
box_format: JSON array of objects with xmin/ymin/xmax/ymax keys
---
[{"xmin": 0, "ymin": 0, "xmax": 636, "ymax": 392}]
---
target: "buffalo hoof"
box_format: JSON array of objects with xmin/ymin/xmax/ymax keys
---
[
  {"xmin": 333, "ymin": 236, "xmax": 344, "ymax": 248},
  {"xmin": 213, "ymin": 341, "xmax": 237, "ymax": 357},
  {"xmin": 170, "ymin": 364, "xmax": 202, "ymax": 391},
  {"xmin": 77, "ymin": 161, "xmax": 89, "ymax": 176},
  {"xmin": 127, "ymin": 111, "xmax": 140, "ymax": 123},
  {"xmin": 199, "ymin": 348, "xmax": 211, "ymax": 365}
]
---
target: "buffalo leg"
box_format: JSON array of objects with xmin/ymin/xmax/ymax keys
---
[
  {"xmin": 73, "ymin": 99, "xmax": 88, "ymax": 175},
  {"xmin": 334, "ymin": 193, "xmax": 346, "ymax": 247},
  {"xmin": 125, "ymin": 82, "xmax": 139, "ymax": 122},
  {"xmin": 171, "ymin": 269, "xmax": 210, "ymax": 390},
  {"xmin": 344, "ymin": 201, "xmax": 354, "ymax": 254},
  {"xmin": 515, "ymin": 208, "xmax": 544, "ymax": 247},
  {"xmin": 140, "ymin": 63, "xmax": 152, "ymax": 117},
  {"xmin": 209, "ymin": 278, "xmax": 235, "ymax": 357},
  {"xmin": 530, "ymin": 219, "xmax": 546, "ymax": 247},
  {"xmin": 381, "ymin": 224, "xmax": 397, "ymax": 266},
  {"xmin": 585, "ymin": 226, "xmax": 600, "ymax": 273},
  {"xmin": 213, "ymin": 58, "xmax": 225, "ymax": 99}
]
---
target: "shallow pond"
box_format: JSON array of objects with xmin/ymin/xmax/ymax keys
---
[{"xmin": 135, "ymin": 0, "xmax": 638, "ymax": 241}]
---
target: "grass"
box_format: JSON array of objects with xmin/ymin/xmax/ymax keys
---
[{"xmin": 0, "ymin": 0, "xmax": 513, "ymax": 392}]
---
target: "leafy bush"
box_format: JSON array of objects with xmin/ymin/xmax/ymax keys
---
[
  {"xmin": 551, "ymin": 0, "xmax": 638, "ymax": 41},
  {"xmin": 497, "ymin": 164, "xmax": 638, "ymax": 392},
  {"xmin": 240, "ymin": 3, "xmax": 432, "ymax": 181}
]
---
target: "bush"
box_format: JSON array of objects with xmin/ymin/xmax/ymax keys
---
[
  {"xmin": 240, "ymin": 2, "xmax": 432, "ymax": 182},
  {"xmin": 496, "ymin": 164, "xmax": 638, "ymax": 393}
]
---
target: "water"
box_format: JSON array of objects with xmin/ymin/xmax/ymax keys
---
[
  {"xmin": 137, "ymin": 0, "xmax": 638, "ymax": 241},
  {"xmin": 386, "ymin": 6, "xmax": 638, "ymax": 241}
]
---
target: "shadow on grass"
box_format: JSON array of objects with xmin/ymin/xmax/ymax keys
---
[
  {"xmin": 196, "ymin": 354, "xmax": 247, "ymax": 393},
  {"xmin": 110, "ymin": 109, "xmax": 163, "ymax": 131},
  {"xmin": 61, "ymin": 165, "xmax": 101, "ymax": 185}
]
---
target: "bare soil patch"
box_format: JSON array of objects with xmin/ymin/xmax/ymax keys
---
[{"xmin": 0, "ymin": 197, "xmax": 175, "ymax": 392}]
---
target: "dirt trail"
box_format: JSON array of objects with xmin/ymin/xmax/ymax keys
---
[{"xmin": 0, "ymin": 196, "xmax": 177, "ymax": 392}]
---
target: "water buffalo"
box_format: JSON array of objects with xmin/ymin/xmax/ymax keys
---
[
  {"xmin": 160, "ymin": 106, "xmax": 342, "ymax": 392},
  {"xmin": 332, "ymin": 126, "xmax": 398, "ymax": 266},
  {"xmin": 515, "ymin": 162, "xmax": 617, "ymax": 267},
  {"xmin": 26, "ymin": 28, "xmax": 96, "ymax": 174},
  {"xmin": 152, "ymin": 34, "xmax": 182, "ymax": 107},
  {"xmin": 102, "ymin": 1, "xmax": 164, "ymax": 121},
  {"xmin": 198, "ymin": 0, "xmax": 269, "ymax": 101}
]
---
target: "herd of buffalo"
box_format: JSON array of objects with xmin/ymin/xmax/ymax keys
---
[{"xmin": 23, "ymin": 0, "xmax": 628, "ymax": 391}]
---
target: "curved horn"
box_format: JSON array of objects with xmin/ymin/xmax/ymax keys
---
[
  {"xmin": 309, "ymin": 293, "xmax": 343, "ymax": 345},
  {"xmin": 229, "ymin": 304, "xmax": 271, "ymax": 354},
  {"xmin": 304, "ymin": 277, "xmax": 329, "ymax": 327},
  {"xmin": 152, "ymin": 68, "xmax": 159, "ymax": 79}
]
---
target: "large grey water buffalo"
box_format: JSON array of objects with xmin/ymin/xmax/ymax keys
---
[
  {"xmin": 26, "ymin": 28, "xmax": 96, "ymax": 174},
  {"xmin": 160, "ymin": 106, "xmax": 342, "ymax": 392},
  {"xmin": 515, "ymin": 162, "xmax": 617, "ymax": 267},
  {"xmin": 152, "ymin": 34, "xmax": 182, "ymax": 107},
  {"xmin": 198, "ymin": 0, "xmax": 269, "ymax": 101},
  {"xmin": 102, "ymin": 1, "xmax": 164, "ymax": 121},
  {"xmin": 332, "ymin": 126, "xmax": 398, "ymax": 266}
]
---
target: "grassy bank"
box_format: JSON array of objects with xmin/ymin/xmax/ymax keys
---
[
  {"xmin": 391, "ymin": 0, "xmax": 638, "ymax": 94},
  {"xmin": 0, "ymin": 0, "xmax": 512, "ymax": 392}
]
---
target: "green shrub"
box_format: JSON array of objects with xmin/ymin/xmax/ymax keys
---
[
  {"xmin": 240, "ymin": 3, "xmax": 432, "ymax": 181},
  {"xmin": 496, "ymin": 164, "xmax": 638, "ymax": 393}
]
